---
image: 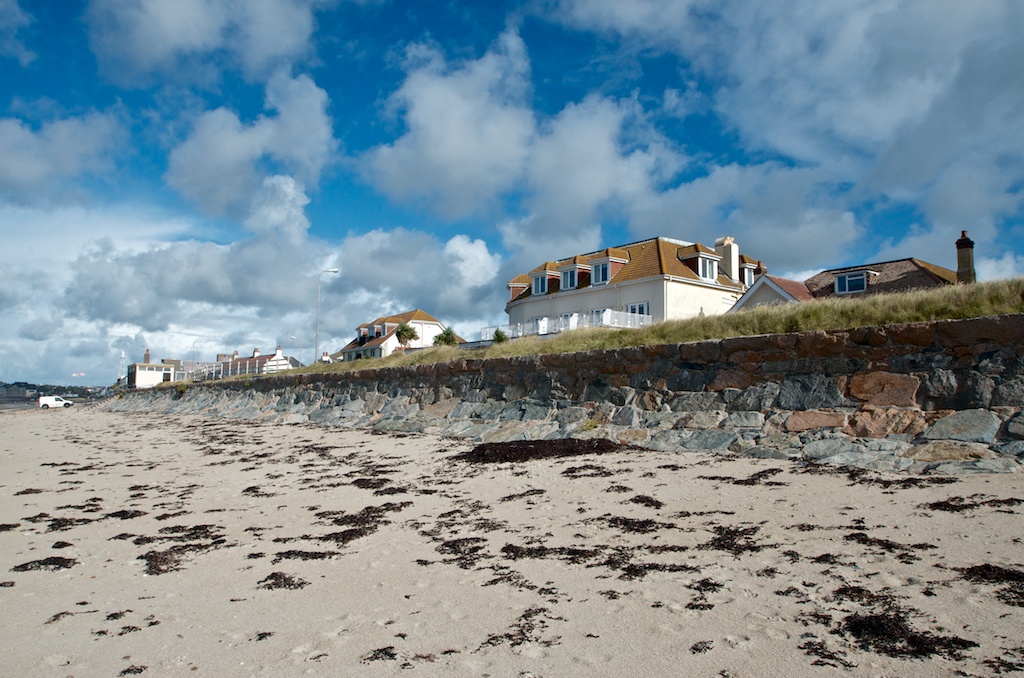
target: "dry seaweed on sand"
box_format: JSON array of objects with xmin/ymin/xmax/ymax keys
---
[{"xmin": 453, "ymin": 438, "xmax": 628, "ymax": 464}]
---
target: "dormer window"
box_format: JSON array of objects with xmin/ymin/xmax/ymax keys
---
[
  {"xmin": 699, "ymin": 257, "xmax": 718, "ymax": 281},
  {"xmin": 741, "ymin": 266, "xmax": 755, "ymax": 286},
  {"xmin": 532, "ymin": 276, "xmax": 548, "ymax": 295},
  {"xmin": 593, "ymin": 262, "xmax": 610, "ymax": 285},
  {"xmin": 835, "ymin": 271, "xmax": 868, "ymax": 294},
  {"xmin": 560, "ymin": 269, "xmax": 576, "ymax": 290}
]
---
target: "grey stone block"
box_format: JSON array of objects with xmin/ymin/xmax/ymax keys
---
[
  {"xmin": 921, "ymin": 408, "xmax": 1002, "ymax": 444},
  {"xmin": 778, "ymin": 374, "xmax": 846, "ymax": 410}
]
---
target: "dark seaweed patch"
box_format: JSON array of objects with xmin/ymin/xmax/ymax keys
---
[
  {"xmin": 455, "ymin": 438, "xmax": 627, "ymax": 464},
  {"xmin": 257, "ymin": 572, "xmax": 309, "ymax": 590},
  {"xmin": 627, "ymin": 495, "xmax": 664, "ymax": 509},
  {"xmin": 697, "ymin": 525, "xmax": 774, "ymax": 556},
  {"xmin": 840, "ymin": 611, "xmax": 977, "ymax": 659},
  {"xmin": 271, "ymin": 550, "xmax": 338, "ymax": 564},
  {"xmin": 11, "ymin": 556, "xmax": 77, "ymax": 571},
  {"xmin": 106, "ymin": 510, "xmax": 148, "ymax": 520},
  {"xmin": 362, "ymin": 646, "xmax": 398, "ymax": 662},
  {"xmin": 499, "ymin": 488, "xmax": 546, "ymax": 503},
  {"xmin": 921, "ymin": 496, "xmax": 1024, "ymax": 513}
]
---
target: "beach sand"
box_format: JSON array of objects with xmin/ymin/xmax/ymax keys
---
[{"xmin": 2, "ymin": 406, "xmax": 1023, "ymax": 676}]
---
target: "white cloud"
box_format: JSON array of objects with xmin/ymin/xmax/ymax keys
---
[
  {"xmin": 557, "ymin": 0, "xmax": 1024, "ymax": 266},
  {"xmin": 85, "ymin": 0, "xmax": 322, "ymax": 85},
  {"xmin": 166, "ymin": 71, "xmax": 335, "ymax": 215},
  {"xmin": 330, "ymin": 228, "xmax": 504, "ymax": 333},
  {"xmin": 977, "ymin": 252, "xmax": 1024, "ymax": 282},
  {"xmin": 361, "ymin": 28, "xmax": 535, "ymax": 219},
  {"xmin": 629, "ymin": 163, "xmax": 861, "ymax": 272},
  {"xmin": 0, "ymin": 112, "xmax": 123, "ymax": 200},
  {"xmin": 0, "ymin": 0, "xmax": 34, "ymax": 65}
]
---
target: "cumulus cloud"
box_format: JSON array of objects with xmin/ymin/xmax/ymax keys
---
[
  {"xmin": 85, "ymin": 0, "xmax": 322, "ymax": 85},
  {"xmin": 0, "ymin": 112, "xmax": 123, "ymax": 200},
  {"xmin": 978, "ymin": 252, "xmax": 1024, "ymax": 282},
  {"xmin": 0, "ymin": 0, "xmax": 34, "ymax": 65},
  {"xmin": 329, "ymin": 228, "xmax": 503, "ymax": 335},
  {"xmin": 362, "ymin": 28, "xmax": 535, "ymax": 220},
  {"xmin": 61, "ymin": 176, "xmax": 322, "ymax": 332},
  {"xmin": 556, "ymin": 0, "xmax": 1024, "ymax": 267},
  {"xmin": 166, "ymin": 70, "xmax": 335, "ymax": 215},
  {"xmin": 629, "ymin": 163, "xmax": 861, "ymax": 272},
  {"xmin": 363, "ymin": 29, "xmax": 685, "ymax": 270}
]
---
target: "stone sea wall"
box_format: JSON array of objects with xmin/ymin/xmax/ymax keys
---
[{"xmin": 105, "ymin": 314, "xmax": 1024, "ymax": 474}]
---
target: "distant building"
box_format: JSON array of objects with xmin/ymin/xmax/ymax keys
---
[
  {"xmin": 126, "ymin": 349, "xmax": 184, "ymax": 388},
  {"xmin": 197, "ymin": 347, "xmax": 301, "ymax": 380},
  {"xmin": 335, "ymin": 310, "xmax": 459, "ymax": 361}
]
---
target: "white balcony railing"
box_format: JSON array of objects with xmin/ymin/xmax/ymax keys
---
[{"xmin": 480, "ymin": 310, "xmax": 653, "ymax": 341}]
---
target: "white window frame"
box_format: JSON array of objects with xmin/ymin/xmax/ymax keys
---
[
  {"xmin": 699, "ymin": 257, "xmax": 718, "ymax": 281},
  {"xmin": 626, "ymin": 302, "xmax": 649, "ymax": 316},
  {"xmin": 560, "ymin": 269, "xmax": 577, "ymax": 291},
  {"xmin": 593, "ymin": 262, "xmax": 610, "ymax": 285},
  {"xmin": 835, "ymin": 271, "xmax": 867, "ymax": 294},
  {"xmin": 590, "ymin": 308, "xmax": 608, "ymax": 324},
  {"xmin": 532, "ymin": 275, "xmax": 548, "ymax": 295},
  {"xmin": 742, "ymin": 267, "xmax": 754, "ymax": 286}
]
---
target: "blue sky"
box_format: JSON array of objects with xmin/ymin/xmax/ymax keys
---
[{"xmin": 2, "ymin": 0, "xmax": 1022, "ymax": 386}]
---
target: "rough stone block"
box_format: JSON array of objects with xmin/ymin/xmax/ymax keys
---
[
  {"xmin": 844, "ymin": 408, "xmax": 926, "ymax": 438},
  {"xmin": 778, "ymin": 374, "xmax": 846, "ymax": 410},
  {"xmin": 905, "ymin": 440, "xmax": 997, "ymax": 461},
  {"xmin": 848, "ymin": 371, "xmax": 920, "ymax": 407},
  {"xmin": 796, "ymin": 330, "xmax": 848, "ymax": 357},
  {"xmin": 1006, "ymin": 411, "xmax": 1024, "ymax": 440},
  {"xmin": 786, "ymin": 410, "xmax": 848, "ymax": 432},
  {"xmin": 683, "ymin": 430, "xmax": 738, "ymax": 450},
  {"xmin": 676, "ymin": 410, "xmax": 728, "ymax": 429},
  {"xmin": 921, "ymin": 408, "xmax": 1002, "ymax": 444},
  {"xmin": 708, "ymin": 370, "xmax": 754, "ymax": 391},
  {"xmin": 722, "ymin": 411, "xmax": 764, "ymax": 429}
]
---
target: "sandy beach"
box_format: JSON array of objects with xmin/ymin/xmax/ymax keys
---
[{"xmin": 2, "ymin": 406, "xmax": 1023, "ymax": 676}]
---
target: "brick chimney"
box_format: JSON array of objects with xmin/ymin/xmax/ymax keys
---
[
  {"xmin": 956, "ymin": 230, "xmax": 976, "ymax": 284},
  {"xmin": 144, "ymin": 348, "xmax": 150, "ymax": 364}
]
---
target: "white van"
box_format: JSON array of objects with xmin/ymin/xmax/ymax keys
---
[{"xmin": 38, "ymin": 396, "xmax": 73, "ymax": 409}]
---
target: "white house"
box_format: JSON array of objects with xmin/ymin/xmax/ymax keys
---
[
  {"xmin": 335, "ymin": 310, "xmax": 457, "ymax": 362},
  {"xmin": 491, "ymin": 236, "xmax": 758, "ymax": 338},
  {"xmin": 126, "ymin": 349, "xmax": 185, "ymax": 388}
]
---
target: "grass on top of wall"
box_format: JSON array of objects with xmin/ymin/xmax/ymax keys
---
[{"xmin": 287, "ymin": 278, "xmax": 1024, "ymax": 376}]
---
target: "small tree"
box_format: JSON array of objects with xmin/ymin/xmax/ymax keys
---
[
  {"xmin": 433, "ymin": 326, "xmax": 459, "ymax": 346},
  {"xmin": 395, "ymin": 322, "xmax": 418, "ymax": 347},
  {"xmin": 492, "ymin": 328, "xmax": 509, "ymax": 343}
]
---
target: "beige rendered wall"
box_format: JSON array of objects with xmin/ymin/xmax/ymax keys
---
[
  {"xmin": 665, "ymin": 281, "xmax": 741, "ymax": 319},
  {"xmin": 507, "ymin": 279, "xmax": 669, "ymax": 325}
]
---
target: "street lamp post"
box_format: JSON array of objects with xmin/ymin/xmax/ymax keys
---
[
  {"xmin": 315, "ymin": 268, "xmax": 339, "ymax": 364},
  {"xmin": 191, "ymin": 339, "xmax": 206, "ymax": 381}
]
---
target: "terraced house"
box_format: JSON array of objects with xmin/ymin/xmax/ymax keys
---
[{"xmin": 491, "ymin": 236, "xmax": 759, "ymax": 339}]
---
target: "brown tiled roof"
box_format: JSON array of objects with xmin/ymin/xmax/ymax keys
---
[
  {"xmin": 766, "ymin": 275, "xmax": 814, "ymax": 301},
  {"xmin": 508, "ymin": 274, "xmax": 530, "ymax": 285},
  {"xmin": 508, "ymin": 237, "xmax": 751, "ymax": 300},
  {"xmin": 357, "ymin": 309, "xmax": 442, "ymax": 330},
  {"xmin": 527, "ymin": 261, "xmax": 560, "ymax": 275},
  {"xmin": 803, "ymin": 258, "xmax": 957, "ymax": 298},
  {"xmin": 675, "ymin": 243, "xmax": 717, "ymax": 259}
]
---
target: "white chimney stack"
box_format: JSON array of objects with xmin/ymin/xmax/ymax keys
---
[{"xmin": 714, "ymin": 236, "xmax": 740, "ymax": 283}]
